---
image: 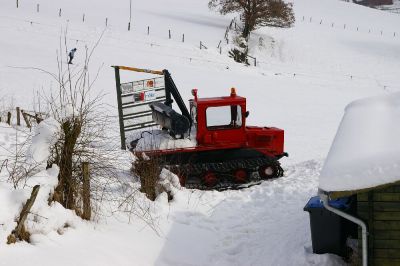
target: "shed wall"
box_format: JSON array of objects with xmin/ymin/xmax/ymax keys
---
[{"xmin": 358, "ymin": 185, "xmax": 400, "ymax": 266}]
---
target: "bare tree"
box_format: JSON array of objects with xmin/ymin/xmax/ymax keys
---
[
  {"xmin": 209, "ymin": 0, "xmax": 295, "ymax": 39},
  {"xmin": 44, "ymin": 31, "xmax": 157, "ymax": 226}
]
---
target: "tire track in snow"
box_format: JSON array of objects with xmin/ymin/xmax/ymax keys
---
[{"xmin": 200, "ymin": 160, "xmax": 345, "ymax": 266}]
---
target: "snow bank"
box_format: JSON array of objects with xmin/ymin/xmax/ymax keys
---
[
  {"xmin": 319, "ymin": 92, "xmax": 400, "ymax": 192},
  {"xmin": 0, "ymin": 165, "xmax": 77, "ymax": 242},
  {"xmin": 28, "ymin": 118, "xmax": 60, "ymax": 163},
  {"xmin": 24, "ymin": 166, "xmax": 84, "ymax": 242},
  {"xmin": 155, "ymin": 168, "xmax": 182, "ymax": 204},
  {"xmin": 133, "ymin": 129, "xmax": 197, "ymax": 151}
]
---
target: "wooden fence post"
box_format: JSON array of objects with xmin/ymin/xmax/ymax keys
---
[
  {"xmin": 128, "ymin": 22, "xmax": 131, "ymax": 31},
  {"xmin": 21, "ymin": 110, "xmax": 31, "ymax": 129},
  {"xmin": 169, "ymin": 29, "xmax": 171, "ymax": 39},
  {"xmin": 37, "ymin": 4, "xmax": 39, "ymax": 13},
  {"xmin": 34, "ymin": 113, "xmax": 43, "ymax": 124},
  {"xmin": 248, "ymin": 55, "xmax": 257, "ymax": 67},
  {"xmin": 59, "ymin": 8, "xmax": 62, "ymax": 17},
  {"xmin": 16, "ymin": 0, "xmax": 18, "ymax": 8},
  {"xmin": 182, "ymin": 33, "xmax": 185, "ymax": 42},
  {"xmin": 7, "ymin": 185, "xmax": 40, "ymax": 244},
  {"xmin": 82, "ymin": 162, "xmax": 91, "ymax": 220},
  {"xmin": 16, "ymin": 107, "xmax": 20, "ymax": 126},
  {"xmin": 106, "ymin": 18, "xmax": 108, "ymax": 26},
  {"xmin": 7, "ymin": 112, "xmax": 11, "ymax": 125},
  {"xmin": 147, "ymin": 26, "xmax": 149, "ymax": 35},
  {"xmin": 82, "ymin": 14, "xmax": 85, "ymax": 22},
  {"xmin": 217, "ymin": 40, "xmax": 222, "ymax": 48}
]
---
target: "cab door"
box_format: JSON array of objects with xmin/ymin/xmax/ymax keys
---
[{"xmin": 203, "ymin": 105, "xmax": 246, "ymax": 145}]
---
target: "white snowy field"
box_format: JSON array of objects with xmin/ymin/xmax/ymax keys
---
[{"xmin": 0, "ymin": 0, "xmax": 399, "ymax": 265}]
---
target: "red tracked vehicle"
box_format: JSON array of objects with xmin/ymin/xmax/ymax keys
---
[
  {"xmin": 114, "ymin": 67, "xmax": 287, "ymax": 190},
  {"xmin": 128, "ymin": 72, "xmax": 287, "ymax": 190}
]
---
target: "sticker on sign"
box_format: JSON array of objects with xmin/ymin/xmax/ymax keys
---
[{"xmin": 144, "ymin": 90, "xmax": 156, "ymax": 101}]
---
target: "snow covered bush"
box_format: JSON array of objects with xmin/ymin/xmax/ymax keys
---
[
  {"xmin": 132, "ymin": 151, "xmax": 182, "ymax": 203},
  {"xmin": 0, "ymin": 117, "xmax": 58, "ymax": 189},
  {"xmin": 229, "ymin": 36, "xmax": 250, "ymax": 64},
  {"xmin": 157, "ymin": 168, "xmax": 181, "ymax": 201},
  {"xmin": 132, "ymin": 152, "xmax": 163, "ymax": 201}
]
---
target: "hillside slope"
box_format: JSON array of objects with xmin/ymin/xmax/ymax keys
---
[{"xmin": 0, "ymin": 0, "xmax": 399, "ymax": 265}]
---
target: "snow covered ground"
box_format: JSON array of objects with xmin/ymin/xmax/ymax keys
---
[{"xmin": 0, "ymin": 0, "xmax": 399, "ymax": 265}]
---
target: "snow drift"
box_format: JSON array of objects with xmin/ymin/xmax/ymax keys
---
[{"xmin": 319, "ymin": 92, "xmax": 400, "ymax": 192}]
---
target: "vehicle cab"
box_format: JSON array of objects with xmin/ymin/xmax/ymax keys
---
[{"xmin": 190, "ymin": 88, "xmax": 247, "ymax": 147}]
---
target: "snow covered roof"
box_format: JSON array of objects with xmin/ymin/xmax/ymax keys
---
[{"xmin": 319, "ymin": 92, "xmax": 400, "ymax": 195}]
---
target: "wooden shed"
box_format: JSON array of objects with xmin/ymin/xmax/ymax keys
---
[
  {"xmin": 318, "ymin": 92, "xmax": 400, "ymax": 266},
  {"xmin": 357, "ymin": 183, "xmax": 400, "ymax": 265}
]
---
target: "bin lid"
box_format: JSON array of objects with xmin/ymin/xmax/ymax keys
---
[{"xmin": 304, "ymin": 196, "xmax": 350, "ymax": 211}]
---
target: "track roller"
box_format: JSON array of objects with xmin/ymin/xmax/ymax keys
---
[
  {"xmin": 233, "ymin": 168, "xmax": 249, "ymax": 183},
  {"xmin": 203, "ymin": 171, "xmax": 218, "ymax": 188},
  {"xmin": 258, "ymin": 164, "xmax": 278, "ymax": 179}
]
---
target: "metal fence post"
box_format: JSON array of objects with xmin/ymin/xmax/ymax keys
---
[{"xmin": 113, "ymin": 67, "xmax": 126, "ymax": 150}]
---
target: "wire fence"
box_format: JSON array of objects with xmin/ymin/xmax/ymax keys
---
[
  {"xmin": 7, "ymin": 3, "xmax": 222, "ymax": 53},
  {"xmin": 3, "ymin": 4, "xmax": 400, "ymax": 93},
  {"xmin": 299, "ymin": 15, "xmax": 398, "ymax": 38}
]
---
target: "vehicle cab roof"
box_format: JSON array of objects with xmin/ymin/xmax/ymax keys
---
[{"xmin": 196, "ymin": 95, "xmax": 246, "ymax": 106}]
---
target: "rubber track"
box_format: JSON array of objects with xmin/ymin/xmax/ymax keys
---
[{"xmin": 165, "ymin": 156, "xmax": 284, "ymax": 190}]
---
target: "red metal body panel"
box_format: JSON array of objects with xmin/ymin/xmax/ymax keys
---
[
  {"xmin": 246, "ymin": 126, "xmax": 285, "ymax": 156},
  {"xmin": 196, "ymin": 95, "xmax": 247, "ymax": 147},
  {"xmin": 195, "ymin": 91, "xmax": 284, "ymax": 157},
  {"xmin": 146, "ymin": 90, "xmax": 285, "ymax": 159}
]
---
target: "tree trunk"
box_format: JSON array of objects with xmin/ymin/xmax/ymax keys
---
[
  {"xmin": 55, "ymin": 118, "xmax": 81, "ymax": 210},
  {"xmin": 242, "ymin": 22, "xmax": 251, "ymax": 40},
  {"xmin": 242, "ymin": 14, "xmax": 255, "ymax": 40}
]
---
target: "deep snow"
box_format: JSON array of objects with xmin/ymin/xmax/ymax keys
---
[
  {"xmin": 0, "ymin": 0, "xmax": 399, "ymax": 265},
  {"xmin": 320, "ymin": 92, "xmax": 400, "ymax": 192}
]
